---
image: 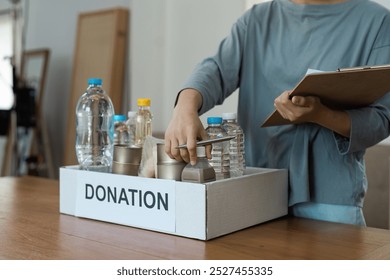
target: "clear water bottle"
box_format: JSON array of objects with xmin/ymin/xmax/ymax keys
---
[
  {"xmin": 222, "ymin": 112, "xmax": 245, "ymax": 177},
  {"xmin": 75, "ymin": 78, "xmax": 114, "ymax": 172},
  {"xmin": 126, "ymin": 111, "xmax": 137, "ymax": 146},
  {"xmin": 113, "ymin": 114, "xmax": 130, "ymax": 145},
  {"xmin": 135, "ymin": 98, "xmax": 152, "ymax": 147},
  {"xmin": 205, "ymin": 116, "xmax": 230, "ymax": 180}
]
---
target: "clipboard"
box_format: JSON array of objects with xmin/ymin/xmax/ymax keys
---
[{"xmin": 261, "ymin": 64, "xmax": 390, "ymax": 127}]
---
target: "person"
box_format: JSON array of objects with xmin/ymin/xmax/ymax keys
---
[{"xmin": 164, "ymin": 0, "xmax": 390, "ymax": 226}]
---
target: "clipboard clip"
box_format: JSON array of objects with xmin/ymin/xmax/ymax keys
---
[{"xmin": 337, "ymin": 64, "xmax": 390, "ymax": 72}]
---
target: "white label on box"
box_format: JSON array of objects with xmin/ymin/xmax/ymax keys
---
[{"xmin": 74, "ymin": 171, "xmax": 176, "ymax": 233}]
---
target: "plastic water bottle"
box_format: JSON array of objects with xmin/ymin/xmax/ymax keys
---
[
  {"xmin": 222, "ymin": 112, "xmax": 245, "ymax": 177},
  {"xmin": 75, "ymin": 78, "xmax": 114, "ymax": 172},
  {"xmin": 113, "ymin": 114, "xmax": 130, "ymax": 145},
  {"xmin": 126, "ymin": 111, "xmax": 137, "ymax": 146},
  {"xmin": 205, "ymin": 117, "xmax": 230, "ymax": 180},
  {"xmin": 135, "ymin": 98, "xmax": 152, "ymax": 147}
]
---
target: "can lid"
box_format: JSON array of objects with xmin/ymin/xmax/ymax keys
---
[
  {"xmin": 138, "ymin": 98, "xmax": 151, "ymax": 106},
  {"xmin": 221, "ymin": 112, "xmax": 237, "ymax": 120},
  {"xmin": 113, "ymin": 114, "xmax": 126, "ymax": 122},
  {"xmin": 88, "ymin": 78, "xmax": 102, "ymax": 85},
  {"xmin": 207, "ymin": 117, "xmax": 222, "ymax": 125}
]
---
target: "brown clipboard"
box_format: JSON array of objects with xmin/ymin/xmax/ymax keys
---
[{"xmin": 261, "ymin": 65, "xmax": 390, "ymax": 127}]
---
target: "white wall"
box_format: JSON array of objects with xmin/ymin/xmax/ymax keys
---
[
  {"xmin": 375, "ymin": 0, "xmax": 390, "ymax": 8},
  {"xmin": 130, "ymin": 0, "xmax": 244, "ymax": 132}
]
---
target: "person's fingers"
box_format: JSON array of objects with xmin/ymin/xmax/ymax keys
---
[
  {"xmin": 205, "ymin": 144, "xmax": 212, "ymax": 160},
  {"xmin": 291, "ymin": 96, "xmax": 304, "ymax": 106},
  {"xmin": 186, "ymin": 137, "xmax": 198, "ymax": 165},
  {"xmin": 164, "ymin": 132, "xmax": 188, "ymax": 162},
  {"xmin": 164, "ymin": 137, "xmax": 173, "ymax": 157},
  {"xmin": 292, "ymin": 95, "xmax": 320, "ymax": 107}
]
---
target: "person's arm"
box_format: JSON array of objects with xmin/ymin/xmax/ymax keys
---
[
  {"xmin": 164, "ymin": 88, "xmax": 209, "ymax": 165},
  {"xmin": 274, "ymin": 91, "xmax": 351, "ymax": 137},
  {"xmin": 164, "ymin": 10, "xmax": 251, "ymax": 164}
]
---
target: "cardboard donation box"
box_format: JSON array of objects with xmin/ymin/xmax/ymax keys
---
[{"xmin": 59, "ymin": 166, "xmax": 288, "ymax": 240}]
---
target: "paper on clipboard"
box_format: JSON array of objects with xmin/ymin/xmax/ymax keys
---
[{"xmin": 261, "ymin": 64, "xmax": 390, "ymax": 127}]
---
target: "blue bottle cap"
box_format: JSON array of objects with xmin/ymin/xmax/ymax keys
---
[
  {"xmin": 88, "ymin": 78, "xmax": 102, "ymax": 85},
  {"xmin": 113, "ymin": 114, "xmax": 126, "ymax": 122},
  {"xmin": 207, "ymin": 117, "xmax": 223, "ymax": 124}
]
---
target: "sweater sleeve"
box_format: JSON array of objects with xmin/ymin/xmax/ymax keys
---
[{"xmin": 335, "ymin": 14, "xmax": 390, "ymax": 155}]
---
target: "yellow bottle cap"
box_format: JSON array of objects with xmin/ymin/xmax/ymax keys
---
[{"xmin": 137, "ymin": 98, "xmax": 151, "ymax": 107}]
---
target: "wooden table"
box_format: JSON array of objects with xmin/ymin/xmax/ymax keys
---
[{"xmin": 1, "ymin": 176, "xmax": 390, "ymax": 260}]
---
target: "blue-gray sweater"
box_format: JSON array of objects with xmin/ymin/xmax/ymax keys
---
[{"xmin": 182, "ymin": 0, "xmax": 390, "ymax": 207}]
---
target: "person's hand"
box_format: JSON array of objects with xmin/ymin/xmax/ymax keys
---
[
  {"xmin": 164, "ymin": 89, "xmax": 209, "ymax": 165},
  {"xmin": 274, "ymin": 90, "xmax": 323, "ymax": 124},
  {"xmin": 273, "ymin": 90, "xmax": 351, "ymax": 137}
]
